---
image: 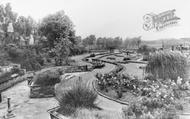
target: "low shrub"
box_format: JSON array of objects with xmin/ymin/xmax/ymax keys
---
[
  {"xmin": 21, "ymin": 58, "xmax": 42, "ymax": 71},
  {"xmin": 92, "ymin": 61, "xmax": 105, "ymax": 69},
  {"xmin": 32, "ymin": 69, "xmax": 61, "ymax": 86},
  {"xmin": 89, "ymin": 53, "xmax": 95, "ymax": 57},
  {"xmin": 57, "ymin": 79, "xmax": 98, "ymax": 116},
  {"xmin": 6, "ymin": 44, "xmax": 24, "ymax": 58},
  {"xmin": 123, "ymin": 57, "xmax": 131, "ymax": 61}
]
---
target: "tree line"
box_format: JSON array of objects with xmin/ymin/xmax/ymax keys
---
[
  {"xmin": 82, "ymin": 35, "xmax": 141, "ymax": 51},
  {"xmin": 0, "ymin": 3, "xmax": 142, "ymax": 68}
]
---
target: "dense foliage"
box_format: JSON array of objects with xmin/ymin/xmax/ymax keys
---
[
  {"xmin": 146, "ymin": 51, "xmax": 188, "ymax": 81},
  {"xmin": 5, "ymin": 44, "xmax": 44, "ymax": 71},
  {"xmin": 32, "ymin": 68, "xmax": 61, "ymax": 86},
  {"xmin": 96, "ymin": 72, "xmax": 190, "ymax": 118}
]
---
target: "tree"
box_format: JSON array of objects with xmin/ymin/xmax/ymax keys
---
[
  {"xmin": 135, "ymin": 36, "xmax": 141, "ymax": 48},
  {"xmin": 38, "ymin": 10, "xmax": 75, "ymax": 65},
  {"xmin": 123, "ymin": 36, "xmax": 141, "ymax": 49},
  {"xmin": 137, "ymin": 45, "xmax": 156, "ymax": 55},
  {"xmin": 82, "ymin": 35, "xmax": 96, "ymax": 46},
  {"xmin": 39, "ymin": 10, "xmax": 74, "ymax": 49},
  {"xmin": 0, "ymin": 3, "xmax": 18, "ymax": 44},
  {"xmin": 113, "ymin": 37, "xmax": 122, "ymax": 49},
  {"xmin": 82, "ymin": 35, "xmax": 96, "ymax": 51},
  {"xmin": 96, "ymin": 37, "xmax": 104, "ymax": 49},
  {"xmin": 15, "ymin": 16, "xmax": 36, "ymax": 36},
  {"xmin": 54, "ymin": 38, "xmax": 71, "ymax": 66}
]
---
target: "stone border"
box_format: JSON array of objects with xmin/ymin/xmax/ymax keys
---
[{"xmin": 47, "ymin": 106, "xmax": 70, "ymax": 119}]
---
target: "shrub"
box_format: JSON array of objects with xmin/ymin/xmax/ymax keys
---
[
  {"xmin": 123, "ymin": 57, "xmax": 131, "ymax": 61},
  {"xmin": 58, "ymin": 79, "xmax": 98, "ymax": 116},
  {"xmin": 146, "ymin": 51, "xmax": 188, "ymax": 81},
  {"xmin": 144, "ymin": 74, "xmax": 157, "ymax": 81},
  {"xmin": 5, "ymin": 45, "xmax": 44, "ymax": 71},
  {"xmin": 32, "ymin": 69, "xmax": 61, "ymax": 86},
  {"xmin": 89, "ymin": 53, "xmax": 95, "ymax": 57},
  {"xmin": 6, "ymin": 44, "xmax": 24, "ymax": 58},
  {"xmin": 92, "ymin": 61, "xmax": 105, "ymax": 69},
  {"xmin": 21, "ymin": 58, "xmax": 42, "ymax": 71},
  {"xmin": 36, "ymin": 55, "xmax": 45, "ymax": 66}
]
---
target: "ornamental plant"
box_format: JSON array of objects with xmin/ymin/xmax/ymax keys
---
[
  {"xmin": 146, "ymin": 51, "xmax": 188, "ymax": 81},
  {"xmin": 57, "ymin": 78, "xmax": 99, "ymax": 116}
]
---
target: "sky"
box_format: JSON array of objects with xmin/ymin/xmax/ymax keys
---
[{"xmin": 1, "ymin": 0, "xmax": 190, "ymax": 40}]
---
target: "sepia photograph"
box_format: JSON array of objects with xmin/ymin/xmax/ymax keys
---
[{"xmin": 0, "ymin": 0, "xmax": 190, "ymax": 119}]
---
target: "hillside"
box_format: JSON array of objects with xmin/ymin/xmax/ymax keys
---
[{"xmin": 142, "ymin": 38, "xmax": 190, "ymax": 48}]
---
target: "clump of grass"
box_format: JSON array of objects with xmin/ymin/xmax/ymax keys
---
[
  {"xmin": 57, "ymin": 78, "xmax": 99, "ymax": 116},
  {"xmin": 146, "ymin": 51, "xmax": 188, "ymax": 81}
]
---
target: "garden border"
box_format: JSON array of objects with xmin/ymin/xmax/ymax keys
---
[
  {"xmin": 92, "ymin": 80, "xmax": 129, "ymax": 105},
  {"xmin": 0, "ymin": 73, "xmax": 27, "ymax": 92}
]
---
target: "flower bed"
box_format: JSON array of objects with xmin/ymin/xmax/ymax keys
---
[
  {"xmin": 0, "ymin": 64, "xmax": 26, "ymax": 91},
  {"xmin": 95, "ymin": 72, "xmax": 190, "ymax": 118},
  {"xmin": 65, "ymin": 65, "xmax": 92, "ymax": 73}
]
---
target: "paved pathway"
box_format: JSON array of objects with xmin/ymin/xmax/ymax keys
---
[
  {"xmin": 0, "ymin": 53, "xmax": 190, "ymax": 119},
  {"xmin": 0, "ymin": 81, "xmax": 58, "ymax": 119}
]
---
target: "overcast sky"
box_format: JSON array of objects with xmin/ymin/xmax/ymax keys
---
[{"xmin": 1, "ymin": 0, "xmax": 190, "ymax": 40}]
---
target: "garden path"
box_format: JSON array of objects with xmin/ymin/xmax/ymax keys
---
[
  {"xmin": 1, "ymin": 53, "xmax": 189, "ymax": 119},
  {"xmin": 0, "ymin": 54, "xmax": 123, "ymax": 119},
  {"xmin": 72, "ymin": 53, "xmax": 125, "ymax": 112}
]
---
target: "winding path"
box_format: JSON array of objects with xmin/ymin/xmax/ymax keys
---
[{"xmin": 0, "ymin": 52, "xmax": 189, "ymax": 119}]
